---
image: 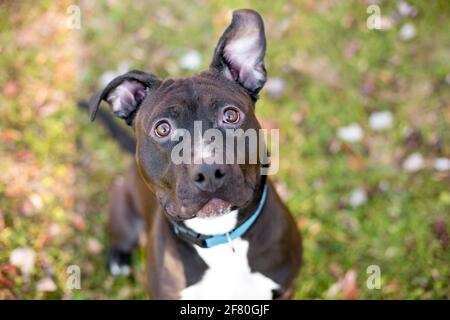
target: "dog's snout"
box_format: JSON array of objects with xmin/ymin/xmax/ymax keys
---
[{"xmin": 189, "ymin": 163, "xmax": 226, "ymax": 192}]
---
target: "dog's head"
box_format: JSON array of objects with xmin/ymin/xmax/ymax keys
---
[{"xmin": 90, "ymin": 9, "xmax": 268, "ymax": 221}]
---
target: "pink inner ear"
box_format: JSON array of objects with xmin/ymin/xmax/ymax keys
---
[
  {"xmin": 134, "ymin": 87, "xmax": 146, "ymax": 102},
  {"xmin": 107, "ymin": 79, "xmax": 147, "ymax": 116},
  {"xmin": 222, "ymin": 32, "xmax": 266, "ymax": 92},
  {"xmin": 122, "ymin": 80, "xmax": 146, "ymax": 102},
  {"xmin": 228, "ymin": 64, "xmax": 240, "ymax": 81}
]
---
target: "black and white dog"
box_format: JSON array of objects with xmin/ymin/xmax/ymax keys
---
[{"xmin": 89, "ymin": 9, "xmax": 302, "ymax": 299}]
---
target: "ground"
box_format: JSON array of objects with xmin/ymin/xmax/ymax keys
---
[{"xmin": 0, "ymin": 0, "xmax": 449, "ymax": 299}]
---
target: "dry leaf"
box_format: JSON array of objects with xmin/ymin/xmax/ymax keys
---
[
  {"xmin": 71, "ymin": 214, "xmax": 86, "ymax": 231},
  {"xmin": 3, "ymin": 81, "xmax": 20, "ymax": 97},
  {"xmin": 326, "ymin": 269, "xmax": 359, "ymax": 299},
  {"xmin": 87, "ymin": 238, "xmax": 103, "ymax": 254},
  {"xmin": 36, "ymin": 278, "xmax": 57, "ymax": 292}
]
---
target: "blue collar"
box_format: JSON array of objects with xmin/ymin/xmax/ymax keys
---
[{"xmin": 172, "ymin": 181, "xmax": 269, "ymax": 248}]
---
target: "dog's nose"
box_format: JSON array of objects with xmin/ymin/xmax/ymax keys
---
[{"xmin": 189, "ymin": 163, "xmax": 226, "ymax": 192}]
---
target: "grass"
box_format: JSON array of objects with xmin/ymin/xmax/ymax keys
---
[{"xmin": 0, "ymin": 0, "xmax": 449, "ymax": 299}]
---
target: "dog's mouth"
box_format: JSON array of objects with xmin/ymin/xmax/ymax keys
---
[{"xmin": 196, "ymin": 198, "xmax": 236, "ymax": 219}]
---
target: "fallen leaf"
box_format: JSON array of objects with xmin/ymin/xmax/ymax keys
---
[
  {"xmin": 385, "ymin": 280, "xmax": 400, "ymax": 294},
  {"xmin": 296, "ymin": 217, "xmax": 308, "ymax": 230},
  {"xmin": 309, "ymin": 222, "xmax": 321, "ymax": 237},
  {"xmin": 326, "ymin": 269, "xmax": 359, "ymax": 299},
  {"xmin": 403, "ymin": 128, "xmax": 422, "ymax": 149},
  {"xmin": 2, "ymin": 81, "xmax": 20, "ymax": 97},
  {"xmin": 341, "ymin": 270, "xmax": 359, "ymax": 300},
  {"xmin": 0, "ymin": 129, "xmax": 21, "ymax": 143},
  {"xmin": 0, "ymin": 289, "xmax": 16, "ymax": 300},
  {"xmin": 36, "ymin": 278, "xmax": 57, "ymax": 292},
  {"xmin": 360, "ymin": 74, "xmax": 376, "ymax": 97},
  {"xmin": 87, "ymin": 237, "xmax": 103, "ymax": 254},
  {"xmin": 432, "ymin": 216, "xmax": 449, "ymax": 248},
  {"xmin": 71, "ymin": 214, "xmax": 86, "ymax": 231},
  {"xmin": 348, "ymin": 155, "xmax": 365, "ymax": 171},
  {"xmin": 328, "ymin": 138, "xmax": 340, "ymax": 154}
]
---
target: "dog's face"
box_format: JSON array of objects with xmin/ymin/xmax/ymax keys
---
[{"xmin": 90, "ymin": 9, "xmax": 267, "ymax": 220}]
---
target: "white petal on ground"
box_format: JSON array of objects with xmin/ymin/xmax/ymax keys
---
[
  {"xmin": 99, "ymin": 61, "xmax": 130, "ymax": 88},
  {"xmin": 380, "ymin": 17, "xmax": 394, "ymax": 31},
  {"xmin": 403, "ymin": 153, "xmax": 424, "ymax": 172},
  {"xmin": 399, "ymin": 23, "xmax": 416, "ymax": 41},
  {"xmin": 433, "ymin": 158, "xmax": 450, "ymax": 171},
  {"xmin": 397, "ymin": 1, "xmax": 416, "ymax": 17},
  {"xmin": 349, "ymin": 188, "xmax": 368, "ymax": 208},
  {"xmin": 179, "ymin": 49, "xmax": 202, "ymax": 71},
  {"xmin": 87, "ymin": 237, "xmax": 103, "ymax": 254},
  {"xmin": 48, "ymin": 223, "xmax": 61, "ymax": 237},
  {"xmin": 265, "ymin": 77, "xmax": 285, "ymax": 98},
  {"xmin": 337, "ymin": 123, "xmax": 364, "ymax": 143},
  {"xmin": 29, "ymin": 193, "xmax": 43, "ymax": 211},
  {"xmin": 36, "ymin": 278, "xmax": 57, "ymax": 292},
  {"xmin": 10, "ymin": 247, "xmax": 36, "ymax": 275},
  {"xmin": 369, "ymin": 111, "xmax": 394, "ymax": 131}
]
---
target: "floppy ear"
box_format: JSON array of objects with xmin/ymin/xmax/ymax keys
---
[
  {"xmin": 210, "ymin": 9, "xmax": 267, "ymax": 99},
  {"xmin": 89, "ymin": 70, "xmax": 160, "ymax": 125}
]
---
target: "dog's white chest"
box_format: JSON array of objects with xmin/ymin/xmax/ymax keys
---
[{"xmin": 180, "ymin": 238, "xmax": 279, "ymax": 300}]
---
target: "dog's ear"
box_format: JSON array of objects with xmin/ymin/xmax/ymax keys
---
[
  {"xmin": 210, "ymin": 9, "xmax": 267, "ymax": 98},
  {"xmin": 89, "ymin": 70, "xmax": 160, "ymax": 125}
]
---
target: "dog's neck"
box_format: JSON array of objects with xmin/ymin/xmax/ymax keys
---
[
  {"xmin": 169, "ymin": 176, "xmax": 268, "ymax": 249},
  {"xmin": 183, "ymin": 174, "xmax": 267, "ymax": 236}
]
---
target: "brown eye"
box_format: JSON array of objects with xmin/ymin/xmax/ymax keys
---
[
  {"xmin": 223, "ymin": 107, "xmax": 240, "ymax": 124},
  {"xmin": 154, "ymin": 121, "xmax": 171, "ymax": 137}
]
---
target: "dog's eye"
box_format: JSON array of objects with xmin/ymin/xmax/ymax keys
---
[
  {"xmin": 154, "ymin": 120, "xmax": 171, "ymax": 137},
  {"xmin": 223, "ymin": 107, "xmax": 240, "ymax": 124}
]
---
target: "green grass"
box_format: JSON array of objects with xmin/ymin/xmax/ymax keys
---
[{"xmin": 0, "ymin": 0, "xmax": 449, "ymax": 299}]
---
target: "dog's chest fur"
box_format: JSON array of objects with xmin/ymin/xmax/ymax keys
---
[{"xmin": 180, "ymin": 212, "xmax": 279, "ymax": 300}]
